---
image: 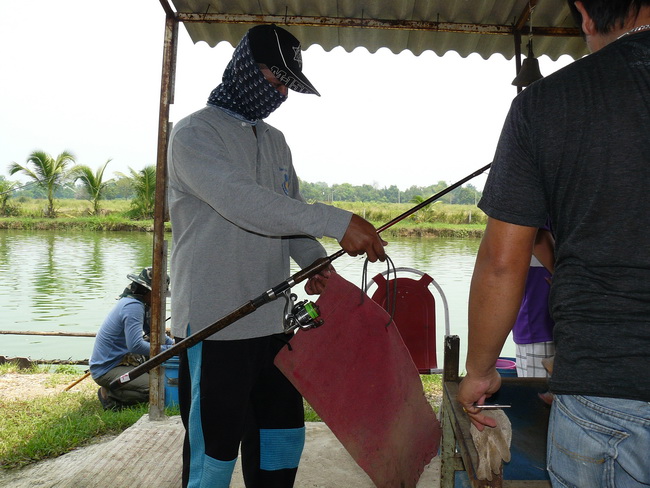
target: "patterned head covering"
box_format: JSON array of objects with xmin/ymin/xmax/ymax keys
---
[
  {"xmin": 207, "ymin": 32, "xmax": 287, "ymax": 121},
  {"xmin": 126, "ymin": 267, "xmax": 155, "ymax": 290},
  {"xmin": 120, "ymin": 267, "xmax": 170, "ymax": 299}
]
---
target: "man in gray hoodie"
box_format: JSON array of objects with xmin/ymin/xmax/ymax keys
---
[{"xmin": 168, "ymin": 24, "xmax": 386, "ymax": 488}]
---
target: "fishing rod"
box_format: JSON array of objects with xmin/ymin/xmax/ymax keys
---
[{"xmin": 109, "ymin": 163, "xmax": 491, "ymax": 390}]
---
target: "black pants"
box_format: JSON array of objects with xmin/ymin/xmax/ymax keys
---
[{"xmin": 177, "ymin": 334, "xmax": 304, "ymax": 488}]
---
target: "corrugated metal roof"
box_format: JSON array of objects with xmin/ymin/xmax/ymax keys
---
[{"xmin": 166, "ymin": 0, "xmax": 588, "ymax": 60}]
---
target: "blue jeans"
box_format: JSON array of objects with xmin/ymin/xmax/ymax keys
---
[{"xmin": 547, "ymin": 394, "xmax": 650, "ymax": 487}]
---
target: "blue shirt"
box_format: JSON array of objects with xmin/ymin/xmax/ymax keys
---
[{"xmin": 89, "ymin": 297, "xmax": 172, "ymax": 378}]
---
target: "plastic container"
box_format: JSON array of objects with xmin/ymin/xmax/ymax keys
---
[
  {"xmin": 162, "ymin": 356, "xmax": 180, "ymax": 407},
  {"xmin": 495, "ymin": 357, "xmax": 517, "ymax": 377}
]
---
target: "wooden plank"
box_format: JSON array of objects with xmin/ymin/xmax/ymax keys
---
[
  {"xmin": 444, "ymin": 380, "xmax": 504, "ymax": 487},
  {"xmin": 440, "ymin": 397, "xmax": 464, "ymax": 488},
  {"xmin": 503, "ymin": 482, "xmax": 551, "ymax": 487},
  {"xmin": 0, "ymin": 330, "xmax": 95, "ymax": 337},
  {"xmin": 442, "ymin": 378, "xmax": 554, "ymax": 488},
  {"xmin": 443, "ymin": 335, "xmax": 460, "ymax": 382}
]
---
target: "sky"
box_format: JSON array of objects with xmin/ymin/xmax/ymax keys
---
[{"xmin": 0, "ymin": 1, "xmax": 576, "ymax": 192}]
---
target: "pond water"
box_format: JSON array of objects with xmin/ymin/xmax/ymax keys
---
[{"xmin": 0, "ymin": 229, "xmax": 515, "ymax": 367}]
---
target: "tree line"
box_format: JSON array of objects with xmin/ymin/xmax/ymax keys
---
[
  {"xmin": 0, "ymin": 150, "xmax": 156, "ymax": 219},
  {"xmin": 299, "ymin": 180, "xmax": 482, "ymax": 205},
  {"xmin": 1, "ymin": 150, "xmax": 482, "ymax": 218}
]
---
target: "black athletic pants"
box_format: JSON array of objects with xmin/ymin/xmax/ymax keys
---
[{"xmin": 177, "ymin": 333, "xmax": 304, "ymax": 488}]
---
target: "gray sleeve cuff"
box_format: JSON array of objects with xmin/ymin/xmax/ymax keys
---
[{"xmin": 320, "ymin": 205, "xmax": 353, "ymax": 242}]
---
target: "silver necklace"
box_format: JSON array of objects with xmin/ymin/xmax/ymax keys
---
[{"xmin": 617, "ymin": 24, "xmax": 650, "ymax": 39}]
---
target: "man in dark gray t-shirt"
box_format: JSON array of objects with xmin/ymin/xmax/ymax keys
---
[{"xmin": 457, "ymin": 1, "xmax": 650, "ymax": 486}]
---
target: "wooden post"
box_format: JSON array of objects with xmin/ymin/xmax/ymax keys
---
[
  {"xmin": 149, "ymin": 12, "xmax": 178, "ymax": 421},
  {"xmin": 443, "ymin": 335, "xmax": 460, "ymax": 383}
]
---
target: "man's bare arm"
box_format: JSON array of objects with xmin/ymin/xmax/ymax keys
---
[{"xmin": 457, "ymin": 217, "xmax": 537, "ymax": 429}]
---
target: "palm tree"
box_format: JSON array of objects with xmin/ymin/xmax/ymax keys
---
[
  {"xmin": 70, "ymin": 160, "xmax": 112, "ymax": 215},
  {"xmin": 127, "ymin": 165, "xmax": 156, "ymax": 219},
  {"xmin": 410, "ymin": 195, "xmax": 439, "ymax": 224},
  {"xmin": 0, "ymin": 178, "xmax": 17, "ymax": 216},
  {"xmin": 8, "ymin": 150, "xmax": 75, "ymax": 217}
]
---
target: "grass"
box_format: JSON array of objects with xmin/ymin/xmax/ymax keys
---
[
  {"xmin": 421, "ymin": 374, "xmax": 444, "ymax": 413},
  {"xmin": 1, "ymin": 198, "xmax": 485, "ymax": 237},
  {"xmin": 0, "ymin": 362, "xmax": 178, "ymax": 470},
  {"xmin": 0, "ymin": 362, "xmax": 442, "ymax": 470},
  {"xmin": 334, "ymin": 201, "xmax": 486, "ymax": 226},
  {"xmin": 9, "ymin": 198, "xmax": 132, "ymax": 217}
]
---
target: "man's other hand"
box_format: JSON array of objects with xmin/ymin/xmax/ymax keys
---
[{"xmin": 339, "ymin": 214, "xmax": 387, "ymax": 262}]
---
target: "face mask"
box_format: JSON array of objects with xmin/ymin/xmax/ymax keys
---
[{"xmin": 207, "ymin": 33, "xmax": 287, "ymax": 121}]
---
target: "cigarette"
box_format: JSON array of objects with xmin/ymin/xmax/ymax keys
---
[{"xmin": 473, "ymin": 404, "xmax": 511, "ymax": 409}]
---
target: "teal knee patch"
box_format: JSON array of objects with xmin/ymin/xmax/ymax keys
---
[
  {"xmin": 199, "ymin": 456, "xmax": 236, "ymax": 488},
  {"xmin": 259, "ymin": 427, "xmax": 305, "ymax": 471}
]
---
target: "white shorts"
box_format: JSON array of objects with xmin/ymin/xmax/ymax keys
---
[{"xmin": 515, "ymin": 341, "xmax": 555, "ymax": 378}]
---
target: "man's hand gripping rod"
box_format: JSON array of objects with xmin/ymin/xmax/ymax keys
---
[{"xmin": 109, "ymin": 163, "xmax": 491, "ymax": 390}]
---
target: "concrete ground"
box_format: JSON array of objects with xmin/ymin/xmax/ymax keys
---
[{"xmin": 0, "ymin": 417, "xmax": 441, "ymax": 488}]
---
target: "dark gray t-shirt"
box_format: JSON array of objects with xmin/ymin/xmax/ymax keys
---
[{"xmin": 480, "ymin": 31, "xmax": 650, "ymax": 401}]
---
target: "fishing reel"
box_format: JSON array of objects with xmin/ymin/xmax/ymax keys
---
[{"xmin": 282, "ymin": 291, "xmax": 324, "ymax": 334}]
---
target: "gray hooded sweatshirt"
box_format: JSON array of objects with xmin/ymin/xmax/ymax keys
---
[{"xmin": 168, "ymin": 106, "xmax": 352, "ymax": 340}]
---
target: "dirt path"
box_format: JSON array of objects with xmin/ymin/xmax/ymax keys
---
[{"xmin": 0, "ymin": 372, "xmax": 92, "ymax": 400}]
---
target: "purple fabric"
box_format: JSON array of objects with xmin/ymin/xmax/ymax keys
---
[{"xmin": 513, "ymin": 265, "xmax": 554, "ymax": 344}]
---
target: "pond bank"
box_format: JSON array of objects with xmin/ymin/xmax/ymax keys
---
[
  {"xmin": 0, "ymin": 218, "xmax": 484, "ymax": 238},
  {"xmin": 0, "ymin": 218, "xmax": 158, "ymax": 232}
]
